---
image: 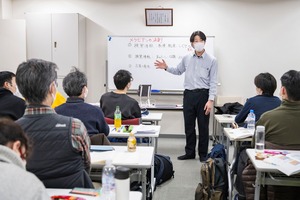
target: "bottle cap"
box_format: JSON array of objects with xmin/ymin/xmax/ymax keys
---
[
  {"xmin": 250, "ymin": 109, "xmax": 254, "ymax": 113},
  {"xmin": 115, "ymin": 166, "xmax": 130, "ymax": 180},
  {"xmin": 256, "ymin": 126, "xmax": 265, "ymax": 131}
]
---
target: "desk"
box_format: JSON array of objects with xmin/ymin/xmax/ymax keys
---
[
  {"xmin": 108, "ymin": 125, "xmax": 160, "ymax": 152},
  {"xmin": 247, "ymin": 149, "xmax": 300, "ymax": 200},
  {"xmin": 213, "ymin": 114, "xmax": 236, "ymax": 144},
  {"xmin": 142, "ymin": 113, "xmax": 163, "ymax": 125},
  {"xmin": 142, "ymin": 104, "xmax": 183, "ymax": 111},
  {"xmin": 223, "ymin": 128, "xmax": 253, "ymax": 200},
  {"xmin": 46, "ymin": 188, "xmax": 142, "ymax": 200},
  {"xmin": 91, "ymin": 146, "xmax": 154, "ymax": 200}
]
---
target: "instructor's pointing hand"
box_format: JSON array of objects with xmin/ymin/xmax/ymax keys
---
[{"xmin": 154, "ymin": 59, "xmax": 168, "ymax": 70}]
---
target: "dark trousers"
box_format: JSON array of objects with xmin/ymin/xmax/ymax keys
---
[{"xmin": 183, "ymin": 89, "xmax": 210, "ymax": 157}]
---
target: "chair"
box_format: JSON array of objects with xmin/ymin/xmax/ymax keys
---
[
  {"xmin": 104, "ymin": 117, "xmax": 141, "ymax": 125},
  {"xmin": 90, "ymin": 133, "xmax": 111, "ymax": 145}
]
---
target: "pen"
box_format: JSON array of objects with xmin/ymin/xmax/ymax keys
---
[{"xmin": 264, "ymin": 150, "xmax": 288, "ymax": 155}]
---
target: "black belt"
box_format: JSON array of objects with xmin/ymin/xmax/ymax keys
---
[{"xmin": 185, "ymin": 88, "xmax": 209, "ymax": 93}]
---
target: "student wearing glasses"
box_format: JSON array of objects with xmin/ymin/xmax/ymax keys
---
[
  {"xmin": 15, "ymin": 59, "xmax": 93, "ymax": 189},
  {"xmin": 100, "ymin": 69, "xmax": 141, "ymax": 120},
  {"xmin": 0, "ymin": 118, "xmax": 49, "ymax": 199}
]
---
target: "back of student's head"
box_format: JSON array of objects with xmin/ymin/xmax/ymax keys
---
[
  {"xmin": 280, "ymin": 70, "xmax": 300, "ymax": 101},
  {"xmin": 0, "ymin": 118, "xmax": 30, "ymax": 159},
  {"xmin": 63, "ymin": 67, "xmax": 87, "ymax": 97},
  {"xmin": 16, "ymin": 59, "xmax": 58, "ymax": 104},
  {"xmin": 113, "ymin": 69, "xmax": 132, "ymax": 90},
  {"xmin": 254, "ymin": 72, "xmax": 277, "ymax": 96},
  {"xmin": 0, "ymin": 71, "xmax": 15, "ymax": 87}
]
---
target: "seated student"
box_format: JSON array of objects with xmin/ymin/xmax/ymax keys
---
[
  {"xmin": 15, "ymin": 59, "xmax": 93, "ymax": 189},
  {"xmin": 0, "ymin": 71, "xmax": 26, "ymax": 120},
  {"xmin": 100, "ymin": 69, "xmax": 141, "ymax": 120},
  {"xmin": 55, "ymin": 68, "xmax": 109, "ymax": 136},
  {"xmin": 236, "ymin": 70, "xmax": 300, "ymax": 200},
  {"xmin": 234, "ymin": 72, "xmax": 281, "ymax": 127},
  {"xmin": 0, "ymin": 118, "xmax": 50, "ymax": 199}
]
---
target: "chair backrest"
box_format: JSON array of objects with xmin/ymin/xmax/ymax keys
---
[
  {"xmin": 90, "ymin": 133, "xmax": 111, "ymax": 145},
  {"xmin": 105, "ymin": 117, "xmax": 141, "ymax": 125}
]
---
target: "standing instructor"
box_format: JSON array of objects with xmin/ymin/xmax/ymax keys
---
[{"xmin": 155, "ymin": 31, "xmax": 218, "ymax": 161}]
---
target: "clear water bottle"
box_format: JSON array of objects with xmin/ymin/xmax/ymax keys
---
[
  {"xmin": 255, "ymin": 126, "xmax": 265, "ymax": 153},
  {"xmin": 247, "ymin": 109, "xmax": 256, "ymax": 131},
  {"xmin": 114, "ymin": 106, "xmax": 122, "ymax": 131},
  {"xmin": 102, "ymin": 160, "xmax": 116, "ymax": 200}
]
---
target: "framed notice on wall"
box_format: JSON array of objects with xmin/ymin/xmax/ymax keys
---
[{"xmin": 145, "ymin": 8, "xmax": 173, "ymax": 26}]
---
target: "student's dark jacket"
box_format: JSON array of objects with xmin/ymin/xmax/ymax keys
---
[
  {"xmin": 0, "ymin": 88, "xmax": 26, "ymax": 120},
  {"xmin": 17, "ymin": 113, "xmax": 93, "ymax": 188}
]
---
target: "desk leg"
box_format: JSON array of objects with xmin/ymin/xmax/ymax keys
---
[
  {"xmin": 153, "ymin": 137, "xmax": 158, "ymax": 153},
  {"xmin": 254, "ymin": 171, "xmax": 261, "ymax": 200},
  {"xmin": 141, "ymin": 168, "xmax": 147, "ymax": 200}
]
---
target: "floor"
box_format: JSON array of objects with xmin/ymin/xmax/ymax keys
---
[
  {"xmin": 152, "ymin": 136, "xmax": 234, "ymax": 200},
  {"xmin": 152, "ymin": 137, "xmax": 203, "ymax": 200}
]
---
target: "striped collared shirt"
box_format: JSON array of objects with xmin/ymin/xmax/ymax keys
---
[
  {"xmin": 24, "ymin": 105, "xmax": 91, "ymax": 169},
  {"xmin": 166, "ymin": 51, "xmax": 218, "ymax": 101}
]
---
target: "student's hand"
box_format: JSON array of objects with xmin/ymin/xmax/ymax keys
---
[
  {"xmin": 231, "ymin": 122, "xmax": 239, "ymax": 129},
  {"xmin": 154, "ymin": 59, "xmax": 168, "ymax": 70},
  {"xmin": 204, "ymin": 100, "xmax": 213, "ymax": 115}
]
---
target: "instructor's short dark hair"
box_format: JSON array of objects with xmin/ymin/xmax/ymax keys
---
[{"xmin": 190, "ymin": 31, "xmax": 206, "ymax": 43}]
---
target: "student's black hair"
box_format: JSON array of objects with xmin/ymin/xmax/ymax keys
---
[
  {"xmin": 113, "ymin": 69, "xmax": 132, "ymax": 90},
  {"xmin": 190, "ymin": 31, "xmax": 206, "ymax": 43},
  {"xmin": 0, "ymin": 118, "xmax": 31, "ymax": 160},
  {"xmin": 0, "ymin": 71, "xmax": 15, "ymax": 87},
  {"xmin": 280, "ymin": 70, "xmax": 300, "ymax": 101},
  {"xmin": 254, "ymin": 72, "xmax": 277, "ymax": 96}
]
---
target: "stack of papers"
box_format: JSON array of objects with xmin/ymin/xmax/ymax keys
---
[
  {"xmin": 136, "ymin": 125, "xmax": 156, "ymax": 134},
  {"xmin": 264, "ymin": 153, "xmax": 300, "ymax": 176},
  {"xmin": 228, "ymin": 128, "xmax": 254, "ymax": 139}
]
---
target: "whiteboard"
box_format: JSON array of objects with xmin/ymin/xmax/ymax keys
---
[{"xmin": 107, "ymin": 36, "xmax": 215, "ymax": 91}]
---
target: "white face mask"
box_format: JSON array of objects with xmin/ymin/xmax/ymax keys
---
[
  {"xmin": 193, "ymin": 42, "xmax": 205, "ymax": 52},
  {"xmin": 84, "ymin": 87, "xmax": 89, "ymax": 98}
]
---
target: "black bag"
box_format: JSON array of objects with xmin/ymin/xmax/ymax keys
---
[
  {"xmin": 195, "ymin": 145, "xmax": 228, "ymax": 200},
  {"xmin": 154, "ymin": 154, "xmax": 174, "ymax": 186},
  {"xmin": 147, "ymin": 153, "xmax": 174, "ymax": 190},
  {"xmin": 215, "ymin": 102, "xmax": 243, "ymax": 115}
]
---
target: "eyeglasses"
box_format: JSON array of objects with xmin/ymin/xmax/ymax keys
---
[{"xmin": 18, "ymin": 147, "xmax": 27, "ymax": 160}]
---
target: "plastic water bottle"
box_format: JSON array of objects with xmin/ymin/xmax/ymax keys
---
[
  {"xmin": 102, "ymin": 160, "xmax": 116, "ymax": 200},
  {"xmin": 255, "ymin": 126, "xmax": 265, "ymax": 154},
  {"xmin": 247, "ymin": 109, "xmax": 256, "ymax": 131},
  {"xmin": 114, "ymin": 106, "xmax": 122, "ymax": 130}
]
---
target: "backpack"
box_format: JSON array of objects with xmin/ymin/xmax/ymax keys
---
[
  {"xmin": 147, "ymin": 154, "xmax": 175, "ymax": 189},
  {"xmin": 195, "ymin": 144, "xmax": 228, "ymax": 200}
]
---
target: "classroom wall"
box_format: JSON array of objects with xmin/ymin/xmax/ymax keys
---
[
  {"xmin": 3, "ymin": 0, "xmax": 300, "ymax": 135},
  {"xmin": 10, "ymin": 0, "xmax": 300, "ymax": 101}
]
